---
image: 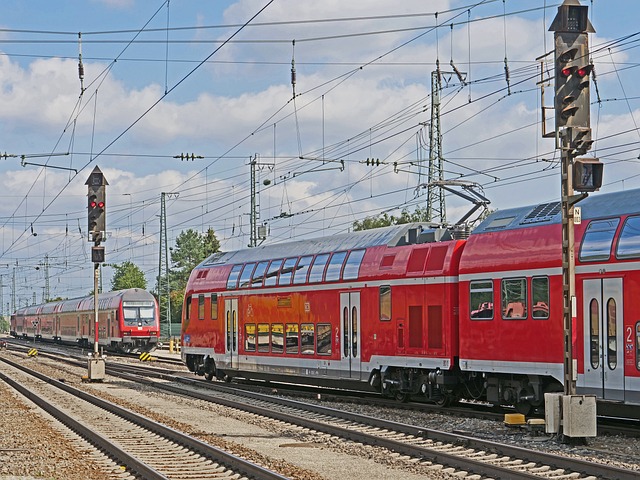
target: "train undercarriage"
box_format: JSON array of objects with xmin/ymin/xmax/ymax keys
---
[{"xmin": 184, "ymin": 352, "xmax": 562, "ymax": 413}]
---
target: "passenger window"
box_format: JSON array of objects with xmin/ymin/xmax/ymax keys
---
[
  {"xmin": 580, "ymin": 218, "xmax": 620, "ymax": 262},
  {"xmin": 607, "ymin": 298, "xmax": 617, "ymax": 370},
  {"xmin": 301, "ymin": 323, "xmax": 315, "ymax": 354},
  {"xmin": 264, "ymin": 259, "xmax": 283, "ymax": 287},
  {"xmin": 317, "ymin": 323, "xmax": 332, "ymax": 355},
  {"xmin": 501, "ymin": 278, "xmax": 527, "ymax": 319},
  {"xmin": 308, "ymin": 253, "xmax": 330, "ymax": 283},
  {"xmin": 258, "ymin": 323, "xmax": 270, "ymax": 352},
  {"xmin": 239, "ymin": 263, "xmax": 256, "ymax": 288},
  {"xmin": 636, "ymin": 322, "xmax": 640, "ymax": 371},
  {"xmin": 251, "ymin": 261, "xmax": 269, "ymax": 287},
  {"xmin": 226, "ymin": 265, "xmax": 242, "ymax": 290},
  {"xmin": 531, "ymin": 277, "xmax": 549, "ymax": 319},
  {"xmin": 470, "ymin": 280, "xmax": 493, "ymax": 320},
  {"xmin": 616, "ymin": 215, "xmax": 640, "ymax": 259},
  {"xmin": 293, "ymin": 256, "xmax": 313, "ymax": 284},
  {"xmin": 286, "ymin": 323, "xmax": 299, "ymax": 354},
  {"xmin": 245, "ymin": 324, "xmax": 256, "ymax": 351},
  {"xmin": 198, "ymin": 295, "xmax": 205, "ymax": 320},
  {"xmin": 271, "ymin": 323, "xmax": 284, "ymax": 354},
  {"xmin": 343, "ymin": 249, "xmax": 365, "ymax": 280},
  {"xmin": 590, "ymin": 298, "xmax": 600, "ymax": 369},
  {"xmin": 184, "ymin": 296, "xmax": 191, "ymax": 321},
  {"xmin": 279, "ymin": 258, "xmax": 298, "ymax": 286},
  {"xmin": 379, "ymin": 285, "xmax": 391, "ymax": 321},
  {"xmin": 210, "ymin": 293, "xmax": 218, "ymax": 320},
  {"xmin": 325, "ymin": 251, "xmax": 347, "ymax": 281}
]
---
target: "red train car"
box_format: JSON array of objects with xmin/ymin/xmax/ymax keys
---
[
  {"xmin": 11, "ymin": 288, "xmax": 160, "ymax": 353},
  {"xmin": 181, "ymin": 224, "xmax": 464, "ymax": 403},
  {"xmin": 181, "ymin": 188, "xmax": 640, "ymax": 412}
]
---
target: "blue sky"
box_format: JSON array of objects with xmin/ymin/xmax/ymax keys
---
[{"xmin": 1, "ymin": 0, "xmax": 639, "ymax": 307}]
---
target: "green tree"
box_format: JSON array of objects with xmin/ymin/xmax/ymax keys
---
[
  {"xmin": 111, "ymin": 261, "xmax": 147, "ymax": 291},
  {"xmin": 157, "ymin": 228, "xmax": 221, "ymax": 332},
  {"xmin": 353, "ymin": 206, "xmax": 430, "ymax": 231}
]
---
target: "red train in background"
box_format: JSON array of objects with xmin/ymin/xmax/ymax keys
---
[
  {"xmin": 11, "ymin": 288, "xmax": 160, "ymax": 353},
  {"xmin": 181, "ymin": 188, "xmax": 640, "ymax": 414}
]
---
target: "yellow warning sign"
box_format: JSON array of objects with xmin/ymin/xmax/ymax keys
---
[
  {"xmin": 139, "ymin": 352, "xmax": 155, "ymax": 361},
  {"xmin": 27, "ymin": 348, "xmax": 38, "ymax": 357}
]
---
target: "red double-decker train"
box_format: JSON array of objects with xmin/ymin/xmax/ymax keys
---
[
  {"xmin": 10, "ymin": 288, "xmax": 160, "ymax": 353},
  {"xmin": 181, "ymin": 188, "xmax": 640, "ymax": 413}
]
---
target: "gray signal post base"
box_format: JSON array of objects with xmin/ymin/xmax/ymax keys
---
[
  {"xmin": 544, "ymin": 392, "xmax": 597, "ymax": 442},
  {"xmin": 86, "ymin": 354, "xmax": 106, "ymax": 382}
]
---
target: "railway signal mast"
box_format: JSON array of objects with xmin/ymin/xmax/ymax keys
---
[
  {"xmin": 549, "ymin": 0, "xmax": 601, "ymax": 439},
  {"xmin": 86, "ymin": 166, "xmax": 108, "ymax": 381}
]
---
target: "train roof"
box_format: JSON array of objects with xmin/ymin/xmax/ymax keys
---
[
  {"xmin": 201, "ymin": 223, "xmax": 452, "ymax": 267},
  {"xmin": 472, "ymin": 188, "xmax": 640, "ymax": 234}
]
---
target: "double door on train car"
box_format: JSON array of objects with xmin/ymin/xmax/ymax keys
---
[
  {"xmin": 582, "ymin": 278, "xmax": 625, "ymax": 401},
  {"xmin": 224, "ymin": 298, "xmax": 239, "ymax": 369},
  {"xmin": 339, "ymin": 292, "xmax": 361, "ymax": 380}
]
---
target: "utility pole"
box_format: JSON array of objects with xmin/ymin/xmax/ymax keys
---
[
  {"xmin": 158, "ymin": 192, "xmax": 178, "ymax": 339},
  {"xmin": 248, "ymin": 155, "xmax": 273, "ymax": 247},
  {"xmin": 427, "ymin": 65, "xmax": 446, "ymax": 224},
  {"xmin": 548, "ymin": 0, "xmax": 602, "ymax": 440}
]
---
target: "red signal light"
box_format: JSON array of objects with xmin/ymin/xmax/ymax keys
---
[
  {"xmin": 97, "ymin": 201, "xmax": 105, "ymax": 209},
  {"xmin": 576, "ymin": 66, "xmax": 590, "ymax": 77},
  {"xmin": 90, "ymin": 200, "xmax": 97, "ymax": 208},
  {"xmin": 561, "ymin": 67, "xmax": 572, "ymax": 77}
]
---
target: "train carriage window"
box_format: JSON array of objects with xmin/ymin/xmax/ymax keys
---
[
  {"xmin": 343, "ymin": 249, "xmax": 366, "ymax": 280},
  {"xmin": 226, "ymin": 265, "xmax": 242, "ymax": 290},
  {"xmin": 300, "ymin": 323, "xmax": 315, "ymax": 354},
  {"xmin": 210, "ymin": 293, "xmax": 218, "ymax": 320},
  {"xmin": 636, "ymin": 322, "xmax": 640, "ymax": 371},
  {"xmin": 580, "ymin": 218, "xmax": 620, "ymax": 262},
  {"xmin": 293, "ymin": 256, "xmax": 313, "ymax": 284},
  {"xmin": 379, "ymin": 285, "xmax": 391, "ymax": 321},
  {"xmin": 265, "ymin": 259, "xmax": 284, "ymax": 287},
  {"xmin": 343, "ymin": 307, "xmax": 349, "ymax": 357},
  {"xmin": 616, "ymin": 215, "xmax": 640, "ymax": 259},
  {"xmin": 184, "ymin": 296, "xmax": 191, "ymax": 321},
  {"xmin": 308, "ymin": 253, "xmax": 330, "ymax": 283},
  {"xmin": 279, "ymin": 258, "xmax": 298, "ymax": 286},
  {"xmin": 531, "ymin": 277, "xmax": 550, "ymax": 319},
  {"xmin": 589, "ymin": 298, "xmax": 600, "ymax": 369},
  {"xmin": 286, "ymin": 323, "xmax": 299, "ymax": 354},
  {"xmin": 325, "ymin": 251, "xmax": 347, "ymax": 281},
  {"xmin": 258, "ymin": 323, "xmax": 270, "ymax": 352},
  {"xmin": 606, "ymin": 298, "xmax": 617, "ymax": 370},
  {"xmin": 470, "ymin": 280, "xmax": 493, "ymax": 320},
  {"xmin": 317, "ymin": 323, "xmax": 332, "ymax": 355},
  {"xmin": 352, "ymin": 307, "xmax": 358, "ymax": 357},
  {"xmin": 251, "ymin": 261, "xmax": 269, "ymax": 287},
  {"xmin": 239, "ymin": 263, "xmax": 256, "ymax": 288},
  {"xmin": 271, "ymin": 323, "xmax": 284, "ymax": 354},
  {"xmin": 245, "ymin": 324, "xmax": 256, "ymax": 351},
  {"xmin": 501, "ymin": 278, "xmax": 527, "ymax": 319},
  {"xmin": 198, "ymin": 294, "xmax": 205, "ymax": 320}
]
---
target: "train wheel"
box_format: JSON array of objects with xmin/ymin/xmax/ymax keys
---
[
  {"xmin": 434, "ymin": 395, "xmax": 451, "ymax": 408},
  {"xmin": 205, "ymin": 370, "xmax": 214, "ymax": 381},
  {"xmin": 394, "ymin": 391, "xmax": 409, "ymax": 403}
]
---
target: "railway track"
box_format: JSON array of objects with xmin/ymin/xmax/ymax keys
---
[
  {"xmin": 102, "ymin": 361, "xmax": 638, "ymax": 480},
  {"xmin": 0, "ymin": 356, "xmax": 288, "ymax": 480}
]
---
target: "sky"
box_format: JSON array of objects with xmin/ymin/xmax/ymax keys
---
[{"xmin": 1, "ymin": 0, "xmax": 639, "ymax": 310}]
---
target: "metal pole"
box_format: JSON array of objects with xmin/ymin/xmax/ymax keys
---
[{"xmin": 93, "ymin": 263, "xmax": 99, "ymax": 355}]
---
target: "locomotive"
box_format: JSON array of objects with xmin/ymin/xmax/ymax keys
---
[
  {"xmin": 180, "ymin": 187, "xmax": 640, "ymax": 413},
  {"xmin": 11, "ymin": 288, "xmax": 160, "ymax": 353}
]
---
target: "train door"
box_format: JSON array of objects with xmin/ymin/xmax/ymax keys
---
[
  {"xmin": 224, "ymin": 298, "xmax": 239, "ymax": 369},
  {"xmin": 339, "ymin": 292, "xmax": 361, "ymax": 380},
  {"xmin": 582, "ymin": 278, "xmax": 625, "ymax": 401}
]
